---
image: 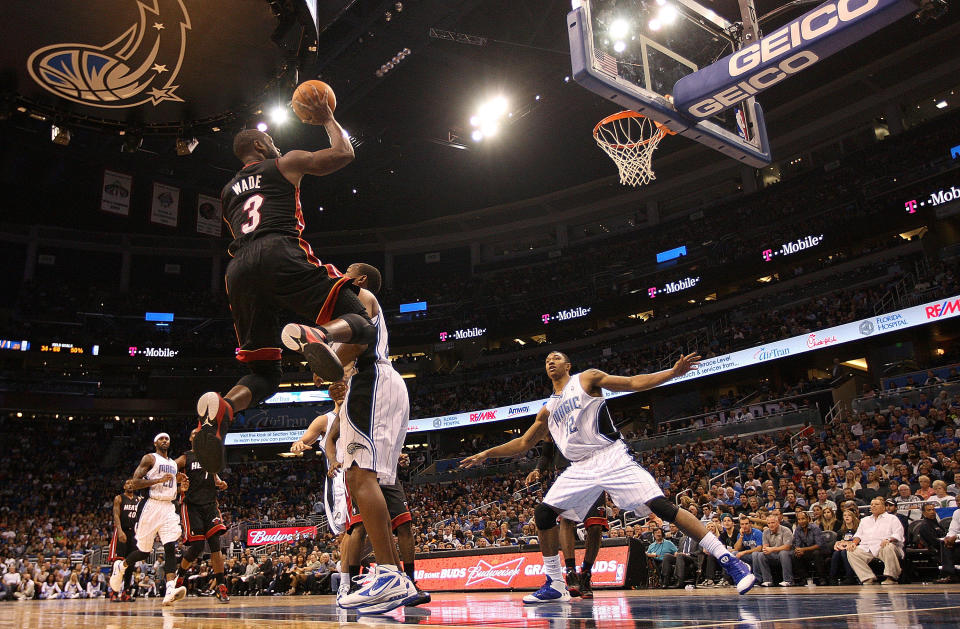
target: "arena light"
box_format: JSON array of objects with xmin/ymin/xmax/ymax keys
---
[
  {"xmin": 659, "ymin": 4, "xmax": 678, "ymax": 25},
  {"xmin": 470, "ymin": 95, "xmax": 509, "ymax": 141},
  {"xmin": 175, "ymin": 137, "xmax": 199, "ymax": 156},
  {"xmin": 50, "ymin": 124, "xmax": 71, "ymax": 146},
  {"xmin": 270, "ymin": 105, "xmax": 289, "ymax": 125},
  {"xmin": 256, "ymin": 122, "xmax": 268, "ymax": 132},
  {"xmin": 608, "ymin": 18, "xmax": 629, "ymax": 40},
  {"xmin": 648, "ymin": 18, "xmax": 662, "ymax": 31},
  {"xmin": 613, "ymin": 40, "xmax": 626, "ymax": 53},
  {"xmin": 936, "ymin": 100, "xmax": 948, "ymax": 109}
]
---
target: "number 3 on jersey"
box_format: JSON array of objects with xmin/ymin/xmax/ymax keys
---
[{"xmin": 240, "ymin": 194, "xmax": 264, "ymax": 234}]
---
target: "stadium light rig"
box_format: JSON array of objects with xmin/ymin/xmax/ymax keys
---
[
  {"xmin": 375, "ymin": 48, "xmax": 411, "ymax": 78},
  {"xmin": 470, "ymin": 96, "xmax": 509, "ymax": 142}
]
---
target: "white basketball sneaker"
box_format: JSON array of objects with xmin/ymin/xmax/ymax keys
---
[
  {"xmin": 522, "ymin": 576, "xmax": 571, "ymax": 604},
  {"xmin": 162, "ymin": 585, "xmax": 187, "ymax": 606},
  {"xmin": 337, "ymin": 565, "xmax": 417, "ymax": 614},
  {"xmin": 108, "ymin": 560, "xmax": 125, "ymax": 593}
]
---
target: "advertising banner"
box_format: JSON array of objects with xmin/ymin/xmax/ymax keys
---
[
  {"xmin": 412, "ymin": 545, "xmax": 629, "ymax": 592},
  {"xmin": 224, "ymin": 430, "xmax": 306, "ymax": 446},
  {"xmin": 246, "ymin": 526, "xmax": 317, "ymax": 546}
]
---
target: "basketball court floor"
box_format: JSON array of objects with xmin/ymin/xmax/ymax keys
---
[{"xmin": 4, "ymin": 586, "xmax": 959, "ymax": 628}]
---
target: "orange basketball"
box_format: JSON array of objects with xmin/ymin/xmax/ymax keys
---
[{"xmin": 292, "ymin": 80, "xmax": 337, "ymax": 123}]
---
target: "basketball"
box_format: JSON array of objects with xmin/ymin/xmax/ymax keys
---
[{"xmin": 292, "ymin": 80, "xmax": 337, "ymax": 123}]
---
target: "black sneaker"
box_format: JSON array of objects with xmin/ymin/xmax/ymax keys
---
[
  {"xmin": 281, "ymin": 323, "xmax": 345, "ymax": 382},
  {"xmin": 565, "ymin": 568, "xmax": 581, "ymax": 598},
  {"xmin": 193, "ymin": 392, "xmax": 233, "ymax": 474},
  {"xmin": 580, "ymin": 570, "xmax": 593, "ymax": 599},
  {"xmin": 404, "ymin": 583, "xmax": 431, "ymax": 607}
]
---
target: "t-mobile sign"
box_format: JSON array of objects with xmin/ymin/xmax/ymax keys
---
[{"xmin": 762, "ymin": 234, "xmax": 823, "ymax": 262}]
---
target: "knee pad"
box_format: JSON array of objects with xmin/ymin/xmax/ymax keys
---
[
  {"xmin": 339, "ymin": 312, "xmax": 376, "ymax": 345},
  {"xmin": 238, "ymin": 360, "xmax": 282, "ymax": 404},
  {"xmin": 647, "ymin": 496, "xmax": 679, "ymax": 521},
  {"xmin": 163, "ymin": 542, "xmax": 179, "ymax": 574},
  {"xmin": 206, "ymin": 534, "xmax": 221, "ymax": 554},
  {"xmin": 534, "ymin": 503, "xmax": 560, "ymax": 531}
]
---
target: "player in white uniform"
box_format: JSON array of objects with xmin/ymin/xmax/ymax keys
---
[
  {"xmin": 462, "ymin": 351, "xmax": 756, "ymax": 602},
  {"xmin": 283, "ymin": 263, "xmax": 418, "ymax": 614},
  {"xmin": 109, "ymin": 432, "xmax": 188, "ymax": 605}
]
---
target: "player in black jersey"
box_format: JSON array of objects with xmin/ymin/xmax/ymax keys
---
[
  {"xmin": 193, "ymin": 85, "xmax": 377, "ymax": 475},
  {"xmin": 526, "ymin": 439, "xmax": 607, "ymax": 598},
  {"xmin": 175, "ymin": 428, "xmax": 230, "ymax": 602},
  {"xmin": 109, "ymin": 486, "xmax": 142, "ymax": 601}
]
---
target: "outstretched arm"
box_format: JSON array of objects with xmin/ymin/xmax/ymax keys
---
[
  {"xmin": 277, "ymin": 89, "xmax": 353, "ymax": 184},
  {"xmin": 112, "ymin": 495, "xmax": 123, "ymax": 532},
  {"xmin": 461, "ymin": 407, "xmax": 550, "ymax": 468},
  {"xmin": 580, "ymin": 353, "xmax": 700, "ymax": 394},
  {"xmin": 292, "ymin": 413, "xmax": 331, "ymax": 453}
]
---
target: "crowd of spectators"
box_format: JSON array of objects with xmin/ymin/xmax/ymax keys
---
[{"xmin": 2, "ymin": 372, "xmax": 960, "ymax": 600}]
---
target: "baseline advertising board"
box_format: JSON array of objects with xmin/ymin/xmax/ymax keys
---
[
  {"xmin": 412, "ymin": 546, "xmax": 628, "ymax": 592},
  {"xmin": 246, "ymin": 526, "xmax": 317, "ymax": 546}
]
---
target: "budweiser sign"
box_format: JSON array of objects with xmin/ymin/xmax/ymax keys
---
[
  {"xmin": 465, "ymin": 557, "xmax": 525, "ymax": 587},
  {"xmin": 412, "ymin": 546, "xmax": 629, "ymax": 591},
  {"xmin": 246, "ymin": 526, "xmax": 317, "ymax": 546}
]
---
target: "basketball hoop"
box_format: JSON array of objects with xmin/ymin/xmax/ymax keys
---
[{"xmin": 593, "ymin": 111, "xmax": 675, "ymax": 187}]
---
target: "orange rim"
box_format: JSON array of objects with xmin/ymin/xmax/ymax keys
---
[{"xmin": 593, "ymin": 110, "xmax": 675, "ymax": 149}]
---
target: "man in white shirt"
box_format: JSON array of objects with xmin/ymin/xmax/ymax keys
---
[
  {"xmin": 936, "ymin": 510, "xmax": 960, "ymax": 583},
  {"xmin": 847, "ymin": 497, "xmax": 905, "ymax": 584}
]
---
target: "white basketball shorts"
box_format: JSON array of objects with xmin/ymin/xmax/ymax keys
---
[
  {"xmin": 543, "ymin": 440, "xmax": 663, "ymax": 522},
  {"xmin": 324, "ymin": 469, "xmax": 349, "ymax": 536},
  {"xmin": 341, "ymin": 362, "xmax": 409, "ymax": 486},
  {"xmin": 135, "ymin": 498, "xmax": 181, "ymax": 552}
]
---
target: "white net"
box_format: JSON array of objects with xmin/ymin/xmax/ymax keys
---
[{"xmin": 593, "ymin": 112, "xmax": 669, "ymax": 187}]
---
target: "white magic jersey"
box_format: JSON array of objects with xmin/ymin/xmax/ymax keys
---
[
  {"xmin": 545, "ymin": 372, "xmax": 622, "ymax": 462},
  {"xmin": 370, "ymin": 297, "xmax": 390, "ymax": 365},
  {"xmin": 146, "ymin": 453, "xmax": 178, "ymax": 501}
]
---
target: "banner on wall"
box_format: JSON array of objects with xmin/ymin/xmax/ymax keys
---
[
  {"xmin": 246, "ymin": 526, "xmax": 317, "ymax": 546},
  {"xmin": 411, "ymin": 546, "xmax": 629, "ymax": 592},
  {"xmin": 101, "ymin": 170, "xmax": 132, "ymax": 216},
  {"xmin": 150, "ymin": 183, "xmax": 180, "ymax": 226},
  {"xmin": 196, "ymin": 193, "xmax": 222, "ymax": 236}
]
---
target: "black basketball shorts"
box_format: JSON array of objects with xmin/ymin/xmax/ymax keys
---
[{"xmin": 181, "ymin": 501, "xmax": 227, "ymax": 542}]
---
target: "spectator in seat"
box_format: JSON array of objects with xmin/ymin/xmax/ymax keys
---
[
  {"xmin": 644, "ymin": 527, "xmax": 677, "ymax": 588},
  {"xmin": 792, "ymin": 511, "xmax": 827, "ymax": 585},
  {"xmin": 847, "ymin": 497, "xmax": 904, "ymax": 585},
  {"xmin": 813, "ymin": 489, "xmax": 837, "ymax": 512},
  {"xmin": 15, "ymin": 572, "xmax": 35, "ymax": 600},
  {"xmin": 887, "ymin": 498, "xmax": 910, "ymax": 535},
  {"xmin": 830, "ymin": 509, "xmax": 860, "ymax": 585},
  {"xmin": 936, "ymin": 510, "xmax": 960, "ymax": 583},
  {"xmin": 930, "ymin": 480, "xmax": 957, "ymax": 507},
  {"xmin": 754, "ymin": 514, "xmax": 795, "ymax": 587},
  {"xmin": 914, "ymin": 503, "xmax": 946, "ymax": 552},
  {"xmin": 947, "ymin": 472, "xmax": 960, "ymax": 497},
  {"xmin": 734, "ymin": 515, "xmax": 764, "ymax": 566},
  {"xmin": 661, "ymin": 526, "xmax": 702, "ymax": 588},
  {"xmin": 915, "ymin": 475, "xmax": 936, "ymax": 501}
]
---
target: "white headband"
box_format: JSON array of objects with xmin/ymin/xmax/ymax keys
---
[{"xmin": 154, "ymin": 432, "xmax": 170, "ymax": 443}]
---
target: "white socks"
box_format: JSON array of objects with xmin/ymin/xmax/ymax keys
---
[
  {"xmin": 699, "ymin": 531, "xmax": 728, "ymax": 560},
  {"xmin": 166, "ymin": 579, "xmax": 177, "ymax": 594},
  {"xmin": 543, "ymin": 555, "xmax": 564, "ymax": 585}
]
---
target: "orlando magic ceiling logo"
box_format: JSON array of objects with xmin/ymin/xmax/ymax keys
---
[{"xmin": 27, "ymin": 0, "xmax": 190, "ymax": 108}]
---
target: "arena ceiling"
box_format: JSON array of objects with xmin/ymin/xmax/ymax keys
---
[{"xmin": 0, "ymin": 0, "xmax": 955, "ymax": 233}]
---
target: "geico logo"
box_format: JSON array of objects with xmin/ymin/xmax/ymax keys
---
[
  {"xmin": 688, "ymin": 52, "xmax": 818, "ymax": 117},
  {"xmin": 729, "ymin": 0, "xmax": 879, "ymax": 77}
]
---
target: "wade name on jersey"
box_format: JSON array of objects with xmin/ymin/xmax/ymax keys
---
[{"xmin": 230, "ymin": 175, "xmax": 262, "ymax": 196}]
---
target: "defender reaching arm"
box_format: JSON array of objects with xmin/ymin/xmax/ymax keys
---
[{"xmin": 460, "ymin": 407, "xmax": 550, "ymax": 468}]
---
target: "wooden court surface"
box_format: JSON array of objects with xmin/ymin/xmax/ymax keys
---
[{"xmin": 2, "ymin": 586, "xmax": 960, "ymax": 628}]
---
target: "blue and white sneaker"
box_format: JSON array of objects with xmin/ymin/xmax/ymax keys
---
[
  {"xmin": 719, "ymin": 554, "xmax": 756, "ymax": 594},
  {"xmin": 522, "ymin": 576, "xmax": 571, "ymax": 604},
  {"xmin": 338, "ymin": 565, "xmax": 418, "ymax": 615}
]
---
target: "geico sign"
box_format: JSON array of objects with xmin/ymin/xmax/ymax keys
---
[{"xmin": 685, "ymin": 0, "xmax": 880, "ymax": 118}]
